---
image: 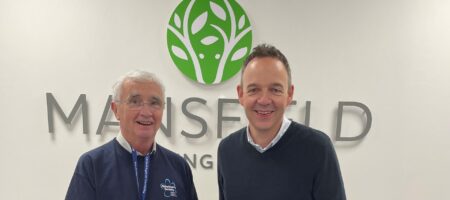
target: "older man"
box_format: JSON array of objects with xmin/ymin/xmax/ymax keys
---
[{"xmin": 66, "ymin": 70, "xmax": 197, "ymax": 200}]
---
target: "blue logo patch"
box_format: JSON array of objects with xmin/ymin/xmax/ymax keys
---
[{"xmin": 160, "ymin": 178, "xmax": 177, "ymax": 198}]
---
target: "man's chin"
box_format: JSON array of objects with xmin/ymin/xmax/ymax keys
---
[
  {"xmin": 250, "ymin": 122, "xmax": 274, "ymax": 132},
  {"xmin": 135, "ymin": 130, "xmax": 156, "ymax": 138}
]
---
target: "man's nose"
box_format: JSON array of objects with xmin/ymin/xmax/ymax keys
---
[
  {"xmin": 139, "ymin": 103, "xmax": 154, "ymax": 116},
  {"xmin": 256, "ymin": 92, "xmax": 271, "ymax": 105}
]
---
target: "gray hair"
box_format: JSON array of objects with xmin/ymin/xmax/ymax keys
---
[{"xmin": 112, "ymin": 69, "xmax": 165, "ymax": 102}]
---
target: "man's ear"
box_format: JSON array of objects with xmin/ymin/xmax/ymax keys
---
[
  {"xmin": 237, "ymin": 84, "xmax": 244, "ymax": 105},
  {"xmin": 287, "ymin": 84, "xmax": 294, "ymax": 104},
  {"xmin": 111, "ymin": 102, "xmax": 120, "ymax": 120}
]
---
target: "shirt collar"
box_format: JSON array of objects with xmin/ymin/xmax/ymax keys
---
[
  {"xmin": 246, "ymin": 116, "xmax": 292, "ymax": 153},
  {"xmin": 115, "ymin": 132, "xmax": 156, "ymax": 156}
]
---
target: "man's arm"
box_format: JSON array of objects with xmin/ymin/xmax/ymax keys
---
[
  {"xmin": 183, "ymin": 162, "xmax": 198, "ymax": 200},
  {"xmin": 313, "ymin": 137, "xmax": 346, "ymax": 200},
  {"xmin": 217, "ymin": 142, "xmax": 226, "ymax": 200},
  {"xmin": 65, "ymin": 155, "xmax": 96, "ymax": 200}
]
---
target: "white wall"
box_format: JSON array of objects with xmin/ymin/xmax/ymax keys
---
[{"xmin": 1, "ymin": 0, "xmax": 449, "ymax": 199}]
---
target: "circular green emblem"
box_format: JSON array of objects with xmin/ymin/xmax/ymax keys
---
[{"xmin": 167, "ymin": 0, "xmax": 253, "ymax": 85}]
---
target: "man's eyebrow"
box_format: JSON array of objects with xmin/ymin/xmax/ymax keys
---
[
  {"xmin": 271, "ymin": 83, "xmax": 284, "ymax": 88},
  {"xmin": 127, "ymin": 93, "xmax": 141, "ymax": 99},
  {"xmin": 246, "ymin": 83, "xmax": 284, "ymax": 88},
  {"xmin": 246, "ymin": 83, "xmax": 258, "ymax": 89},
  {"xmin": 150, "ymin": 96, "xmax": 162, "ymax": 102}
]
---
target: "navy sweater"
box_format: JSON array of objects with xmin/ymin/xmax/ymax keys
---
[
  {"xmin": 218, "ymin": 121, "xmax": 346, "ymax": 200},
  {"xmin": 66, "ymin": 139, "xmax": 197, "ymax": 200}
]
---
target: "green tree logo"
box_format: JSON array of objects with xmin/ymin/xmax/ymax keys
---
[{"xmin": 167, "ymin": 0, "xmax": 252, "ymax": 85}]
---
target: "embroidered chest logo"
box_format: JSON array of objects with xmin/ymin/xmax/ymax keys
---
[{"xmin": 160, "ymin": 178, "xmax": 177, "ymax": 198}]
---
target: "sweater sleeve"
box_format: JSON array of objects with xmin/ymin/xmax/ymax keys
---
[
  {"xmin": 65, "ymin": 154, "xmax": 96, "ymax": 200},
  {"xmin": 312, "ymin": 136, "xmax": 347, "ymax": 200},
  {"xmin": 217, "ymin": 164, "xmax": 225, "ymax": 200},
  {"xmin": 217, "ymin": 140, "xmax": 225, "ymax": 200},
  {"xmin": 184, "ymin": 161, "xmax": 198, "ymax": 200}
]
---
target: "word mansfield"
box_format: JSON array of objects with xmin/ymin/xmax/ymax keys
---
[{"xmin": 46, "ymin": 93, "xmax": 372, "ymax": 142}]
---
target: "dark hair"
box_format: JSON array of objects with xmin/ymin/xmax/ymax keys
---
[{"xmin": 241, "ymin": 44, "xmax": 291, "ymax": 86}]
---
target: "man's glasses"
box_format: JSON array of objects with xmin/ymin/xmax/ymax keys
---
[{"xmin": 118, "ymin": 96, "xmax": 164, "ymax": 111}]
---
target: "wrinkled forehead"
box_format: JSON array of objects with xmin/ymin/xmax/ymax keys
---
[{"xmin": 121, "ymin": 80, "xmax": 164, "ymax": 100}]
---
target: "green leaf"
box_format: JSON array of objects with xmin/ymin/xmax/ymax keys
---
[
  {"xmin": 238, "ymin": 15, "xmax": 245, "ymax": 30},
  {"xmin": 191, "ymin": 12, "xmax": 208, "ymax": 35},
  {"xmin": 231, "ymin": 47, "xmax": 248, "ymax": 61},
  {"xmin": 210, "ymin": 1, "xmax": 226, "ymax": 21},
  {"xmin": 174, "ymin": 13, "xmax": 181, "ymax": 29},
  {"xmin": 171, "ymin": 45, "xmax": 188, "ymax": 60},
  {"xmin": 201, "ymin": 36, "xmax": 219, "ymax": 45}
]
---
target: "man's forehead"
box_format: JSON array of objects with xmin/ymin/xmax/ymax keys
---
[
  {"xmin": 121, "ymin": 81, "xmax": 163, "ymax": 99},
  {"xmin": 126, "ymin": 91, "xmax": 162, "ymax": 98},
  {"xmin": 123, "ymin": 79, "xmax": 158, "ymax": 87},
  {"xmin": 123, "ymin": 80, "xmax": 160, "ymax": 90},
  {"xmin": 245, "ymin": 82, "xmax": 285, "ymax": 88}
]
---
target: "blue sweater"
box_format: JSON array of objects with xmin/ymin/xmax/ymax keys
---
[
  {"xmin": 218, "ymin": 121, "xmax": 346, "ymax": 200},
  {"xmin": 66, "ymin": 139, "xmax": 197, "ymax": 200}
]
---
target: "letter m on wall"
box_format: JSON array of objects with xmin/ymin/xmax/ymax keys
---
[{"xmin": 46, "ymin": 93, "xmax": 89, "ymax": 134}]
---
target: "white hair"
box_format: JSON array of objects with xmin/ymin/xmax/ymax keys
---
[{"xmin": 112, "ymin": 69, "xmax": 165, "ymax": 102}]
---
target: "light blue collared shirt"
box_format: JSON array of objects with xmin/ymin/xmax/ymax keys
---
[
  {"xmin": 116, "ymin": 132, "xmax": 156, "ymax": 156},
  {"xmin": 246, "ymin": 116, "xmax": 292, "ymax": 153}
]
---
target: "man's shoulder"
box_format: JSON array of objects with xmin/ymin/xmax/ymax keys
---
[
  {"xmin": 78, "ymin": 139, "xmax": 117, "ymax": 161},
  {"xmin": 155, "ymin": 144, "xmax": 187, "ymax": 165},
  {"xmin": 218, "ymin": 127, "xmax": 246, "ymax": 147},
  {"xmin": 156, "ymin": 144, "xmax": 181, "ymax": 157},
  {"xmin": 72, "ymin": 139, "xmax": 118, "ymax": 174},
  {"xmin": 289, "ymin": 121, "xmax": 333, "ymax": 147}
]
